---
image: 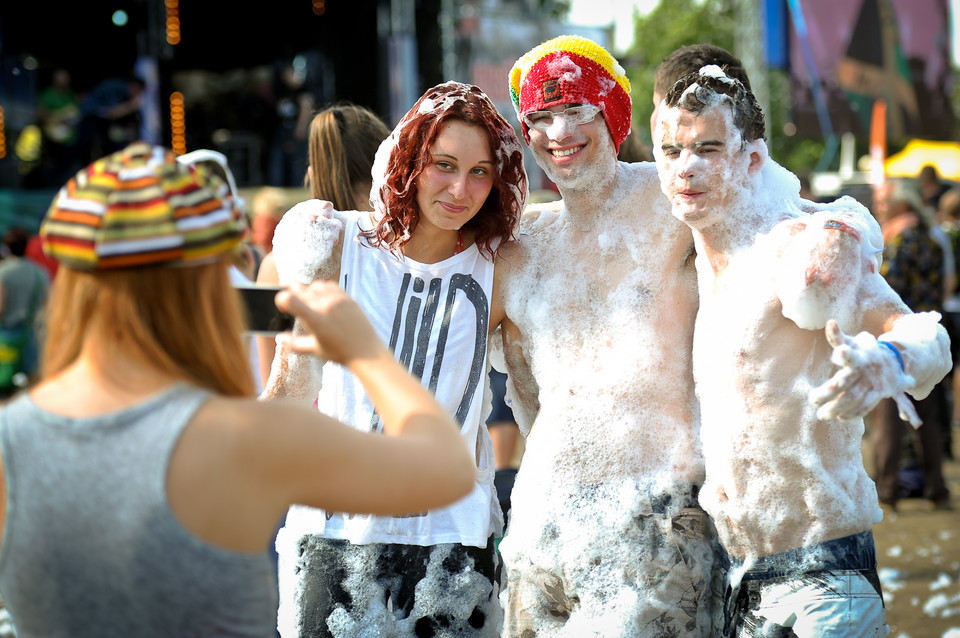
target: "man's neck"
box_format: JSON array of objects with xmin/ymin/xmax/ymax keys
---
[
  {"xmin": 557, "ymin": 159, "xmax": 619, "ymax": 221},
  {"xmin": 691, "ymin": 195, "xmax": 778, "ymax": 273}
]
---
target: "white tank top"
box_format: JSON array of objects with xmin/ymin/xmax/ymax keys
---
[{"xmin": 283, "ymin": 208, "xmax": 502, "ymax": 547}]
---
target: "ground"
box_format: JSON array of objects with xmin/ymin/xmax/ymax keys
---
[{"xmin": 870, "ymin": 428, "xmax": 960, "ymax": 638}]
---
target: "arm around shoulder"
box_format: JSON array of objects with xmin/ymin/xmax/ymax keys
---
[
  {"xmin": 271, "ymin": 199, "xmax": 345, "ymax": 285},
  {"xmin": 258, "ymin": 200, "xmax": 348, "ymax": 403},
  {"xmin": 256, "ymin": 254, "xmax": 325, "ymax": 404}
]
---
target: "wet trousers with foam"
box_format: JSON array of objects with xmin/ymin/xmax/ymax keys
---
[
  {"xmin": 501, "ymin": 504, "xmax": 721, "ymax": 637},
  {"xmin": 290, "ymin": 535, "xmax": 501, "ymax": 638},
  {"xmin": 719, "ymin": 530, "xmax": 887, "ymax": 637}
]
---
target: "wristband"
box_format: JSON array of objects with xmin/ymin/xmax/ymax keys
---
[
  {"xmin": 878, "ymin": 341, "xmax": 905, "ymax": 372},
  {"xmin": 823, "ymin": 219, "xmax": 861, "ymax": 241}
]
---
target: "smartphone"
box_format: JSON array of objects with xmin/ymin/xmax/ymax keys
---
[{"xmin": 235, "ymin": 285, "xmax": 296, "ymax": 334}]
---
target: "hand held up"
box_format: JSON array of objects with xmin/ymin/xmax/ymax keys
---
[
  {"xmin": 274, "ymin": 281, "xmax": 385, "ymax": 365},
  {"xmin": 809, "ymin": 320, "xmax": 921, "ymax": 427}
]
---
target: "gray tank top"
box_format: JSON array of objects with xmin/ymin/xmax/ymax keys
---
[{"xmin": 0, "ymin": 383, "xmax": 278, "ymax": 637}]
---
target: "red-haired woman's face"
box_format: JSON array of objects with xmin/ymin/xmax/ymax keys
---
[{"xmin": 415, "ymin": 120, "xmax": 494, "ymax": 233}]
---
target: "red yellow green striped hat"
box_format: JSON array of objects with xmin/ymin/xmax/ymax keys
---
[
  {"xmin": 509, "ymin": 35, "xmax": 632, "ymax": 152},
  {"xmin": 41, "ymin": 142, "xmax": 246, "ymax": 271}
]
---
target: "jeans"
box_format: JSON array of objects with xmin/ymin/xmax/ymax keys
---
[{"xmin": 719, "ymin": 531, "xmax": 887, "ymax": 637}]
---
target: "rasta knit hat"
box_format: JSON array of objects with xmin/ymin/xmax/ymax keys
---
[
  {"xmin": 509, "ymin": 34, "xmax": 632, "ymax": 152},
  {"xmin": 41, "ymin": 141, "xmax": 246, "ymax": 271}
]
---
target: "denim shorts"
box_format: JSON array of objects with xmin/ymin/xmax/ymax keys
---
[{"xmin": 719, "ymin": 531, "xmax": 888, "ymax": 637}]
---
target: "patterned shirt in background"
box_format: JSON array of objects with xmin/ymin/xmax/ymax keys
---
[
  {"xmin": 942, "ymin": 224, "xmax": 960, "ymax": 285},
  {"xmin": 881, "ymin": 225, "xmax": 945, "ymax": 313}
]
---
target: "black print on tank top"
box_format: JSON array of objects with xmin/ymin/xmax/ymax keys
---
[
  {"xmin": 368, "ymin": 272, "xmax": 488, "ymax": 431},
  {"xmin": 330, "ymin": 271, "xmax": 488, "ymax": 522}
]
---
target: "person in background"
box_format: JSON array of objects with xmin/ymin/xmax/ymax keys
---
[
  {"xmin": 486, "ymin": 366, "xmax": 521, "ymax": 529},
  {"xmin": 938, "ymin": 187, "xmax": 960, "ymax": 451},
  {"xmin": 919, "ymin": 164, "xmax": 952, "ymax": 210},
  {"xmin": 75, "ymin": 75, "xmax": 145, "ymax": 163},
  {"xmin": 615, "ymin": 128, "xmax": 651, "ymax": 162},
  {"xmin": 36, "ymin": 69, "xmax": 79, "ymax": 147},
  {"xmin": 24, "ymin": 233, "xmax": 58, "ymax": 282},
  {"xmin": 256, "ymin": 102, "xmax": 390, "ymax": 384},
  {"xmin": 869, "ymin": 178, "xmax": 953, "ymax": 510},
  {"xmin": 654, "ymin": 67, "xmax": 951, "ymax": 634},
  {"xmin": 268, "ymin": 57, "xmax": 316, "ymax": 187},
  {"xmin": 304, "ymin": 103, "xmax": 391, "ymax": 212},
  {"xmin": 0, "ymin": 227, "xmax": 50, "ymax": 397},
  {"xmin": 0, "ymin": 142, "xmax": 476, "ymax": 638},
  {"xmin": 798, "ymin": 173, "xmax": 818, "ymax": 202},
  {"xmin": 35, "ymin": 68, "xmax": 81, "ymax": 186},
  {"xmin": 251, "ymin": 187, "xmax": 289, "ymax": 257},
  {"xmin": 651, "ymin": 43, "xmax": 751, "ymax": 140},
  {"xmin": 259, "ymin": 82, "xmax": 527, "ymax": 637}
]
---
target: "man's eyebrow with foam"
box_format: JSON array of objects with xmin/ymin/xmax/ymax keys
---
[
  {"xmin": 693, "ymin": 139, "xmax": 725, "ymax": 150},
  {"xmin": 660, "ymin": 139, "xmax": 725, "ymax": 154}
]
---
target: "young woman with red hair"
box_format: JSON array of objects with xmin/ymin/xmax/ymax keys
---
[{"xmin": 256, "ymin": 82, "xmax": 528, "ymax": 637}]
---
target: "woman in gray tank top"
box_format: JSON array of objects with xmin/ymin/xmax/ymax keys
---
[{"xmin": 0, "ymin": 142, "xmax": 476, "ymax": 638}]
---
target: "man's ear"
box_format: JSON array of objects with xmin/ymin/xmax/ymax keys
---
[{"xmin": 747, "ymin": 141, "xmax": 765, "ymax": 174}]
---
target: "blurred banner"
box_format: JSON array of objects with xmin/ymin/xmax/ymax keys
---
[
  {"xmin": 869, "ymin": 98, "xmax": 887, "ymax": 185},
  {"xmin": 886, "ymin": 139, "xmax": 960, "ymax": 181},
  {"xmin": 783, "ymin": 0, "xmax": 952, "ymax": 142}
]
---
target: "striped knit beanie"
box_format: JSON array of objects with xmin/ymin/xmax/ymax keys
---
[
  {"xmin": 509, "ymin": 35, "xmax": 632, "ymax": 152},
  {"xmin": 41, "ymin": 142, "xmax": 246, "ymax": 271}
]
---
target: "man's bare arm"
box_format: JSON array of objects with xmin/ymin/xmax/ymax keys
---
[{"xmin": 498, "ymin": 318, "xmax": 540, "ymax": 436}]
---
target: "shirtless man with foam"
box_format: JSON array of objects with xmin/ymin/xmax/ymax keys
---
[
  {"xmin": 496, "ymin": 35, "xmax": 717, "ymax": 637},
  {"xmin": 653, "ymin": 66, "xmax": 951, "ymax": 636}
]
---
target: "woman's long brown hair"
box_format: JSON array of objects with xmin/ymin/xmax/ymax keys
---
[{"xmin": 42, "ymin": 260, "xmax": 256, "ymax": 397}]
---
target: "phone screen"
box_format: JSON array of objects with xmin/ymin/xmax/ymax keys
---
[{"xmin": 236, "ymin": 285, "xmax": 296, "ymax": 334}]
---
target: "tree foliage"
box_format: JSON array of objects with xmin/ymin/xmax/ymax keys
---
[
  {"xmin": 623, "ymin": 0, "xmax": 738, "ymax": 149},
  {"xmin": 620, "ymin": 0, "xmax": 825, "ymax": 174}
]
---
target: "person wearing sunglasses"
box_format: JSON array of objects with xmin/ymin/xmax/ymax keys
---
[{"xmin": 494, "ymin": 35, "xmax": 718, "ymax": 636}]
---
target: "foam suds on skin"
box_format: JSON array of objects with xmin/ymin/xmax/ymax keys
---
[
  {"xmin": 685, "ymin": 155, "xmax": 887, "ymax": 562},
  {"xmin": 261, "ymin": 200, "xmax": 347, "ymax": 403},
  {"xmin": 651, "ymin": 71, "xmax": 950, "ymax": 571},
  {"xmin": 774, "ymin": 205, "xmax": 882, "ymax": 331},
  {"xmin": 532, "ymin": 106, "xmax": 619, "ymax": 196},
  {"xmin": 880, "ymin": 311, "xmax": 953, "ymax": 398},
  {"xmin": 496, "ymin": 156, "xmax": 706, "ymax": 631}
]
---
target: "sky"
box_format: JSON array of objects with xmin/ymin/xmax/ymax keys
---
[{"xmin": 566, "ymin": 0, "xmax": 661, "ymax": 53}]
